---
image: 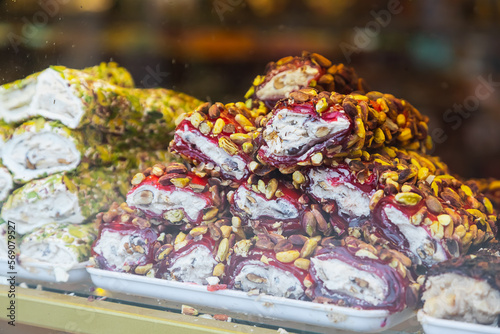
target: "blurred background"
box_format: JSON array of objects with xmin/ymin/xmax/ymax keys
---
[{"xmin": 0, "ymin": 0, "xmax": 499, "ymax": 179}]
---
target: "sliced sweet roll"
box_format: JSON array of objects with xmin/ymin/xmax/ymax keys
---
[
  {"xmin": 155, "ymin": 225, "xmax": 234, "ymax": 285},
  {"xmin": 127, "ymin": 162, "xmax": 229, "ymax": 231},
  {"xmin": 92, "ymin": 203, "xmax": 159, "ymax": 275},
  {"xmin": 366, "ymin": 173, "xmax": 498, "ymax": 268},
  {"xmin": 421, "ymin": 254, "xmax": 500, "ymax": 325},
  {"xmin": 225, "ymin": 234, "xmax": 316, "ymax": 299},
  {"xmin": 19, "ymin": 222, "xmax": 97, "ymax": 268},
  {"xmin": 303, "ymin": 163, "xmax": 378, "ymax": 236},
  {"xmin": 307, "ymin": 237, "xmax": 418, "ymax": 312},
  {"xmin": 230, "ymin": 175, "xmax": 306, "ymax": 236},
  {"xmin": 256, "ymin": 88, "xmax": 431, "ymax": 173},
  {"xmin": 170, "ymin": 102, "xmax": 268, "ymax": 181},
  {"xmin": 246, "ymin": 51, "xmax": 368, "ymax": 108},
  {"xmin": 0, "ymin": 163, "xmax": 13, "ymax": 202}
]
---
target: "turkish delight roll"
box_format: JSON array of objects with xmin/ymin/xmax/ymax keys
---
[
  {"xmin": 170, "ymin": 102, "xmax": 268, "ymax": 181},
  {"xmin": 246, "ymin": 51, "xmax": 368, "ymax": 108},
  {"xmin": 19, "ymin": 222, "xmax": 97, "ymax": 269},
  {"xmin": 126, "ymin": 162, "xmax": 228, "ymax": 231},
  {"xmin": 92, "ymin": 203, "xmax": 159, "ymax": 275},
  {"xmin": 0, "ymin": 162, "xmax": 13, "ymax": 202},
  {"xmin": 0, "ymin": 62, "xmax": 134, "ymax": 125},
  {"xmin": 307, "ymin": 237, "xmax": 418, "ymax": 312},
  {"xmin": 156, "ymin": 228, "xmax": 232, "ymax": 285},
  {"xmin": 230, "ymin": 175, "xmax": 306, "ymax": 235},
  {"xmin": 1, "ymin": 170, "xmax": 128, "ymax": 235},
  {"xmin": 421, "ymin": 254, "xmax": 500, "ymax": 325},
  {"xmin": 257, "ymin": 88, "xmax": 431, "ymax": 173},
  {"xmin": 225, "ymin": 234, "xmax": 313, "ymax": 299}
]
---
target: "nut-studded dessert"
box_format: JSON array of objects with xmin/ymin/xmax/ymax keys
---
[
  {"xmin": 126, "ymin": 162, "xmax": 229, "ymax": 231},
  {"xmin": 92, "ymin": 203, "xmax": 159, "ymax": 274},
  {"xmin": 257, "ymin": 89, "xmax": 431, "ymax": 173},
  {"xmin": 467, "ymin": 178, "xmax": 500, "ymax": 211},
  {"xmin": 170, "ymin": 102, "xmax": 267, "ymax": 181},
  {"xmin": 421, "ymin": 254, "xmax": 500, "ymax": 325},
  {"xmin": 225, "ymin": 234, "xmax": 311, "ymax": 299},
  {"xmin": 230, "ymin": 175, "xmax": 306, "ymax": 236},
  {"xmin": 307, "ymin": 237, "xmax": 419, "ymax": 312},
  {"xmin": 246, "ymin": 51, "xmax": 368, "ymax": 108},
  {"xmin": 2, "ymin": 170, "xmax": 128, "ymax": 235}
]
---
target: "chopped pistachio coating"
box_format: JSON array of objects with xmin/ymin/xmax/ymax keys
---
[
  {"xmin": 19, "ymin": 222, "xmax": 97, "ymax": 264},
  {"xmin": 1, "ymin": 169, "xmax": 128, "ymax": 235},
  {"xmin": 0, "ymin": 63, "xmax": 134, "ymax": 125}
]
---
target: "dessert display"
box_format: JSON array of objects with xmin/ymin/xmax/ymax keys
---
[{"xmin": 2, "ymin": 53, "xmax": 500, "ymax": 331}]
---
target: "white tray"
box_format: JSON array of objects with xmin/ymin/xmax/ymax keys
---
[
  {"xmin": 0, "ymin": 257, "xmax": 90, "ymax": 283},
  {"xmin": 418, "ymin": 310, "xmax": 500, "ymax": 334},
  {"xmin": 88, "ymin": 267, "xmax": 415, "ymax": 333}
]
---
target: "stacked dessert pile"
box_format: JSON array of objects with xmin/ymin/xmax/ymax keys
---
[
  {"xmin": 92, "ymin": 51, "xmax": 499, "ymax": 317},
  {"xmin": 0, "ymin": 63, "xmax": 202, "ymax": 274}
]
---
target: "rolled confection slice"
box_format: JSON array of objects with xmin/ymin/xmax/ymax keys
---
[
  {"xmin": 303, "ymin": 164, "xmax": 378, "ymax": 236},
  {"xmin": 225, "ymin": 235, "xmax": 313, "ymax": 299},
  {"xmin": 19, "ymin": 222, "xmax": 97, "ymax": 268},
  {"xmin": 421, "ymin": 254, "xmax": 500, "ymax": 325},
  {"xmin": 0, "ymin": 121, "xmax": 13, "ymax": 155},
  {"xmin": 246, "ymin": 51, "xmax": 368, "ymax": 108},
  {"xmin": 257, "ymin": 89, "xmax": 431, "ymax": 172},
  {"xmin": 92, "ymin": 206, "xmax": 159, "ymax": 275},
  {"xmin": 127, "ymin": 162, "xmax": 228, "ymax": 230},
  {"xmin": 0, "ymin": 163, "xmax": 13, "ymax": 202},
  {"xmin": 367, "ymin": 172, "xmax": 497, "ymax": 268},
  {"xmin": 467, "ymin": 178, "xmax": 500, "ymax": 211},
  {"xmin": 0, "ymin": 63, "xmax": 133, "ymax": 126},
  {"xmin": 1, "ymin": 118, "xmax": 88, "ymax": 183},
  {"xmin": 170, "ymin": 102, "xmax": 268, "ymax": 181},
  {"xmin": 230, "ymin": 175, "xmax": 305, "ymax": 235},
  {"xmin": 1, "ymin": 170, "xmax": 128, "ymax": 235},
  {"xmin": 307, "ymin": 237, "xmax": 418, "ymax": 312},
  {"xmin": 156, "ymin": 230, "xmax": 230, "ymax": 285}
]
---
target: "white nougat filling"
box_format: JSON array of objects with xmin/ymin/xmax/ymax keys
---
[
  {"xmin": 256, "ymin": 66, "xmax": 319, "ymax": 101},
  {"xmin": 19, "ymin": 241, "xmax": 77, "ymax": 267},
  {"xmin": 423, "ymin": 273, "xmax": 500, "ymax": 325},
  {"xmin": 1, "ymin": 188, "xmax": 84, "ymax": 235},
  {"xmin": 93, "ymin": 230, "xmax": 146, "ymax": 269},
  {"xmin": 384, "ymin": 206, "xmax": 447, "ymax": 265},
  {"xmin": 2, "ymin": 131, "xmax": 81, "ymax": 183},
  {"xmin": 126, "ymin": 184, "xmax": 208, "ymax": 222},
  {"xmin": 234, "ymin": 186, "xmax": 298, "ymax": 220},
  {"xmin": 263, "ymin": 108, "xmax": 350, "ymax": 159},
  {"xmin": 178, "ymin": 127, "xmax": 247, "ymax": 180},
  {"xmin": 0, "ymin": 167, "xmax": 13, "ymax": 202},
  {"xmin": 0, "ymin": 68, "xmax": 85, "ymax": 128},
  {"xmin": 169, "ymin": 246, "xmax": 217, "ymax": 285},
  {"xmin": 31, "ymin": 68, "xmax": 85, "ymax": 129},
  {"xmin": 308, "ymin": 168, "xmax": 371, "ymax": 218},
  {"xmin": 234, "ymin": 262, "xmax": 304, "ymax": 299},
  {"xmin": 311, "ymin": 257, "xmax": 387, "ymax": 305}
]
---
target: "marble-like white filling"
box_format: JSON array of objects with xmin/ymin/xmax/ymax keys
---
[
  {"xmin": 127, "ymin": 184, "xmax": 208, "ymax": 222},
  {"xmin": 0, "ymin": 167, "xmax": 13, "ymax": 202},
  {"xmin": 178, "ymin": 127, "xmax": 247, "ymax": 180},
  {"xmin": 384, "ymin": 205, "xmax": 447, "ymax": 265},
  {"xmin": 234, "ymin": 186, "xmax": 298, "ymax": 220},
  {"xmin": 19, "ymin": 241, "xmax": 76, "ymax": 266},
  {"xmin": 423, "ymin": 273, "xmax": 500, "ymax": 325},
  {"xmin": 31, "ymin": 68, "xmax": 85, "ymax": 129},
  {"xmin": 0, "ymin": 75, "xmax": 37, "ymax": 123},
  {"xmin": 256, "ymin": 66, "xmax": 319, "ymax": 101},
  {"xmin": 311, "ymin": 257, "xmax": 387, "ymax": 305},
  {"xmin": 262, "ymin": 109, "xmax": 350, "ymax": 158},
  {"xmin": 234, "ymin": 261, "xmax": 304, "ymax": 299},
  {"xmin": 2, "ymin": 191, "xmax": 83, "ymax": 235},
  {"xmin": 169, "ymin": 246, "xmax": 217, "ymax": 285},
  {"xmin": 93, "ymin": 230, "xmax": 146, "ymax": 270},
  {"xmin": 308, "ymin": 168, "xmax": 371, "ymax": 218},
  {"xmin": 2, "ymin": 131, "xmax": 81, "ymax": 183}
]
